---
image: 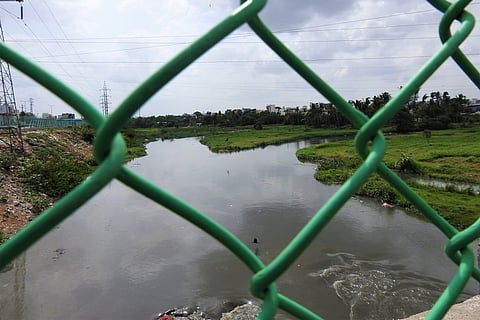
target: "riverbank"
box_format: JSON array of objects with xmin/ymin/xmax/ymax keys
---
[
  {"xmin": 3, "ymin": 125, "xmax": 479, "ymax": 236},
  {"xmin": 123, "ymin": 125, "xmax": 357, "ymax": 154},
  {"xmin": 1, "ymin": 128, "xmax": 477, "ymax": 319},
  {"xmin": 192, "ymin": 125, "xmax": 479, "ymax": 229},
  {"xmin": 0, "ymin": 128, "xmax": 95, "ymax": 242},
  {"xmin": 199, "ymin": 125, "xmax": 356, "ymax": 152},
  {"xmin": 295, "ymin": 128, "xmax": 480, "ymax": 229}
]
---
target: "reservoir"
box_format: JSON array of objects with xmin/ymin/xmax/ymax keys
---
[{"xmin": 0, "ymin": 137, "xmax": 477, "ymax": 319}]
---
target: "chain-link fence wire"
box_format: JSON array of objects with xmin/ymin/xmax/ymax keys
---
[{"xmin": 0, "ymin": 0, "xmax": 479, "ymax": 319}]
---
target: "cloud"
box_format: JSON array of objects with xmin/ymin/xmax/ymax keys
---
[
  {"xmin": 0, "ymin": 0, "xmax": 478, "ymax": 117},
  {"xmin": 259, "ymin": 0, "xmax": 357, "ymax": 30}
]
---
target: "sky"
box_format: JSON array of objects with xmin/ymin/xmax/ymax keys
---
[{"xmin": 0, "ymin": 0, "xmax": 479, "ymax": 118}]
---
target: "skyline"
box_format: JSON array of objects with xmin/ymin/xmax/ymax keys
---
[{"xmin": 0, "ymin": 0, "xmax": 479, "ymax": 118}]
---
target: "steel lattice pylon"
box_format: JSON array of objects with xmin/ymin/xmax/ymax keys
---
[{"xmin": 0, "ymin": 20, "xmax": 23, "ymax": 154}]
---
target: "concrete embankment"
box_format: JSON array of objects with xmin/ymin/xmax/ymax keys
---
[{"xmin": 401, "ymin": 295, "xmax": 480, "ymax": 320}]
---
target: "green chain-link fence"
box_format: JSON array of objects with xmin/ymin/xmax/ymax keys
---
[{"xmin": 0, "ymin": 0, "xmax": 479, "ymax": 319}]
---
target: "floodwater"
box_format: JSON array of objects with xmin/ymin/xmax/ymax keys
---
[{"xmin": 0, "ymin": 138, "xmax": 477, "ymax": 320}]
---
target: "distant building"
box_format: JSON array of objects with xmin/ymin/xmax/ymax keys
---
[
  {"xmin": 467, "ymin": 98, "xmax": 480, "ymax": 113},
  {"xmin": 266, "ymin": 104, "xmax": 276, "ymax": 113},
  {"xmin": 58, "ymin": 113, "xmax": 75, "ymax": 119},
  {"xmin": 284, "ymin": 107, "xmax": 298, "ymax": 114}
]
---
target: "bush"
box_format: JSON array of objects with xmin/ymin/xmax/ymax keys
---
[
  {"xmin": 22, "ymin": 149, "xmax": 92, "ymax": 198},
  {"xmin": 0, "ymin": 151, "xmax": 19, "ymax": 171},
  {"xmin": 395, "ymin": 153, "xmax": 422, "ymax": 174},
  {"xmin": 26, "ymin": 194, "xmax": 51, "ymax": 214},
  {"xmin": 73, "ymin": 125, "xmax": 96, "ymax": 144},
  {"xmin": 253, "ymin": 122, "xmax": 263, "ymax": 130},
  {"xmin": 358, "ymin": 176, "xmax": 397, "ymax": 204}
]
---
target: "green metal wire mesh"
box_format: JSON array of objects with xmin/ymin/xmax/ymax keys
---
[{"xmin": 0, "ymin": 0, "xmax": 479, "ymax": 319}]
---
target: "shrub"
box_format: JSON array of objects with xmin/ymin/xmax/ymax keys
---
[
  {"xmin": 358, "ymin": 176, "xmax": 397, "ymax": 204},
  {"xmin": 73, "ymin": 126, "xmax": 96, "ymax": 144},
  {"xmin": 395, "ymin": 153, "xmax": 422, "ymax": 174},
  {"xmin": 26, "ymin": 194, "xmax": 51, "ymax": 214},
  {"xmin": 253, "ymin": 122, "xmax": 263, "ymax": 130},
  {"xmin": 22, "ymin": 148, "xmax": 92, "ymax": 198},
  {"xmin": 0, "ymin": 151, "xmax": 19, "ymax": 171}
]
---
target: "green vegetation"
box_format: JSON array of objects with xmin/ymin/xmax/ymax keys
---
[
  {"xmin": 21, "ymin": 130, "xmax": 95, "ymax": 199},
  {"xmin": 200, "ymin": 125, "xmax": 356, "ymax": 152},
  {"xmin": 119, "ymin": 125, "xmax": 357, "ymax": 156},
  {"xmin": 0, "ymin": 151, "xmax": 20, "ymax": 171},
  {"xmin": 121, "ymin": 126, "xmax": 223, "ymax": 160},
  {"xmin": 71, "ymin": 126, "xmax": 214, "ymax": 161},
  {"xmin": 22, "ymin": 147, "xmax": 92, "ymax": 198},
  {"xmin": 126, "ymin": 91, "xmax": 480, "ymax": 134},
  {"xmin": 296, "ymin": 128, "xmax": 480, "ymax": 229},
  {"xmin": 7, "ymin": 123, "xmax": 477, "ymax": 231}
]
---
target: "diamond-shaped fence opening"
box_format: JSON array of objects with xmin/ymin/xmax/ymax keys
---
[{"xmin": 0, "ymin": 1, "xmax": 479, "ymax": 319}]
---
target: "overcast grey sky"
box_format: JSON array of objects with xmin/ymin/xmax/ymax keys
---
[{"xmin": 0, "ymin": 0, "xmax": 479, "ymax": 118}]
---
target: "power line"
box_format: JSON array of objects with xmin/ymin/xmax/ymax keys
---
[
  {"xmin": 21, "ymin": 33, "xmax": 478, "ymax": 60},
  {"xmin": 40, "ymin": 1, "xmax": 90, "ymax": 70},
  {"xmin": 31, "ymin": 52, "xmax": 480, "ymax": 65},
  {"xmin": 11, "ymin": 33, "xmax": 478, "ymax": 46},
  {"xmin": 272, "ymin": 8, "xmax": 439, "ymax": 34},
  {"xmin": 2, "ymin": 22, "xmax": 454, "ymax": 44},
  {"xmin": 27, "ymin": 1, "xmax": 92, "ymax": 97}
]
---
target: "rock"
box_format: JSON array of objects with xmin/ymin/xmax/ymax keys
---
[
  {"xmin": 154, "ymin": 303, "xmax": 262, "ymax": 320},
  {"xmin": 220, "ymin": 304, "xmax": 260, "ymax": 320},
  {"xmin": 155, "ymin": 307, "xmax": 207, "ymax": 320},
  {"xmin": 401, "ymin": 295, "xmax": 480, "ymax": 320}
]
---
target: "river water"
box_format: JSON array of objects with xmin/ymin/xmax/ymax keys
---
[{"xmin": 0, "ymin": 138, "xmax": 477, "ymax": 320}]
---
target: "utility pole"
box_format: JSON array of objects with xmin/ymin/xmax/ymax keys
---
[
  {"xmin": 99, "ymin": 81, "xmax": 111, "ymax": 117},
  {"xmin": 0, "ymin": 0, "xmax": 24, "ymax": 153}
]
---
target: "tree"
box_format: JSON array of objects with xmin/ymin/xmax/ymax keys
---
[
  {"xmin": 393, "ymin": 106, "xmax": 415, "ymax": 133},
  {"xmin": 253, "ymin": 122, "xmax": 263, "ymax": 130}
]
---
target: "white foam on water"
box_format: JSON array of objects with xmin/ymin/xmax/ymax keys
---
[{"xmin": 309, "ymin": 252, "xmax": 471, "ymax": 320}]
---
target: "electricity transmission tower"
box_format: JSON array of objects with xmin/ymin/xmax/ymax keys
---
[
  {"xmin": 0, "ymin": 1, "xmax": 24, "ymax": 154},
  {"xmin": 99, "ymin": 81, "xmax": 111, "ymax": 117}
]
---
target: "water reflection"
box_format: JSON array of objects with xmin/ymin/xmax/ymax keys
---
[
  {"xmin": 0, "ymin": 138, "xmax": 477, "ymax": 320},
  {"xmin": 401, "ymin": 173, "xmax": 480, "ymax": 193},
  {"xmin": 0, "ymin": 254, "xmax": 25, "ymax": 319}
]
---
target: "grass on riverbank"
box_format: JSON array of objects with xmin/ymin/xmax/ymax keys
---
[
  {"xmin": 122, "ymin": 126, "xmax": 245, "ymax": 160},
  {"xmin": 122, "ymin": 125, "xmax": 357, "ymax": 157},
  {"xmin": 200, "ymin": 125, "xmax": 356, "ymax": 152},
  {"xmin": 296, "ymin": 128, "xmax": 480, "ymax": 229},
  {"xmin": 297, "ymin": 128, "xmax": 480, "ymax": 183}
]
